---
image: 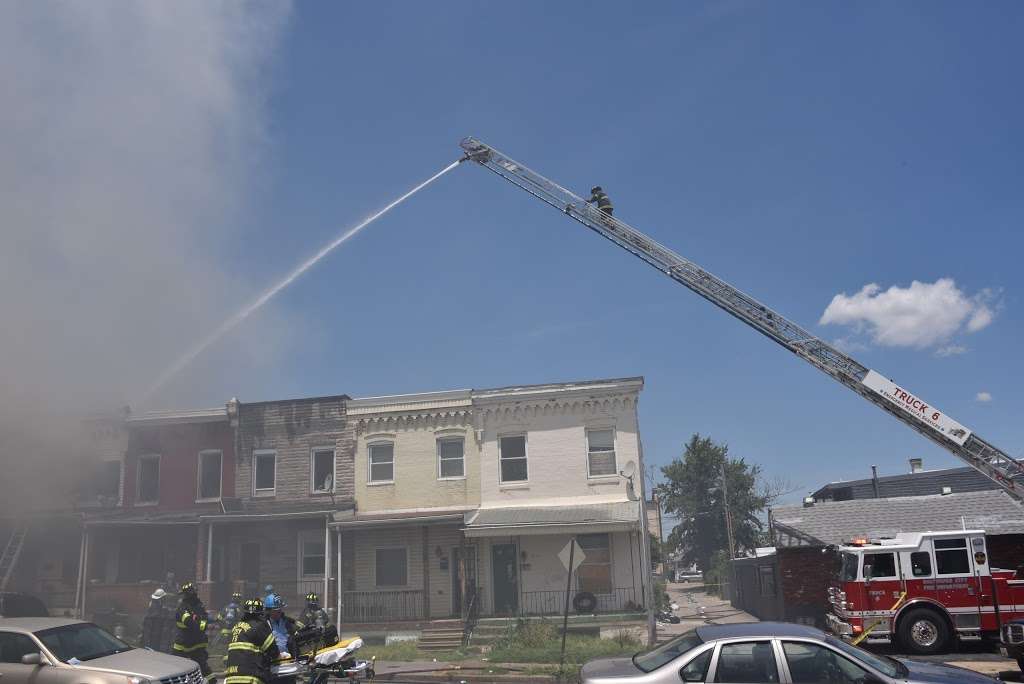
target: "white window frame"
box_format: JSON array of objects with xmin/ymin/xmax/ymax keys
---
[
  {"xmin": 298, "ymin": 531, "xmax": 327, "ymax": 580},
  {"xmin": 498, "ymin": 433, "xmax": 529, "ymax": 484},
  {"xmin": 252, "ymin": 449, "xmax": 277, "ymax": 497},
  {"xmin": 437, "ymin": 437, "xmax": 466, "ymax": 480},
  {"xmin": 367, "ymin": 441, "xmax": 395, "ymax": 485},
  {"xmin": 196, "ymin": 449, "xmax": 223, "ymax": 502},
  {"xmin": 310, "ymin": 447, "xmax": 336, "ymax": 494},
  {"xmin": 374, "ymin": 546, "xmax": 409, "ymax": 588},
  {"xmin": 136, "ymin": 453, "xmax": 161, "ymax": 506},
  {"xmin": 585, "ymin": 427, "xmax": 618, "ymax": 478}
]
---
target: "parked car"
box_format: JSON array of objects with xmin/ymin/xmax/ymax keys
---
[
  {"xmin": 1000, "ymin": 618, "xmax": 1024, "ymax": 672},
  {"xmin": 0, "ymin": 618, "xmax": 202, "ymax": 684},
  {"xmin": 580, "ymin": 622, "xmax": 997, "ymax": 684},
  {"xmin": 0, "ymin": 593, "xmax": 48, "ymax": 618}
]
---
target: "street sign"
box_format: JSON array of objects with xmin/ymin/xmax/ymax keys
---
[{"xmin": 558, "ymin": 539, "xmax": 586, "ymax": 573}]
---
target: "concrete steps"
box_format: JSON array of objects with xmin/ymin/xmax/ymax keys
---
[{"xmin": 418, "ymin": 625, "xmax": 464, "ymax": 652}]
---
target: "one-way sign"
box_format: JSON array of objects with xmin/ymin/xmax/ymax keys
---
[{"xmin": 558, "ymin": 539, "xmax": 586, "ymax": 572}]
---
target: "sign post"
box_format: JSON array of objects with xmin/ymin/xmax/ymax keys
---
[{"xmin": 558, "ymin": 538, "xmax": 585, "ymax": 668}]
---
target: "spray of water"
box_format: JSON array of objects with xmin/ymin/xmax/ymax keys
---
[{"xmin": 141, "ymin": 158, "xmax": 464, "ymax": 402}]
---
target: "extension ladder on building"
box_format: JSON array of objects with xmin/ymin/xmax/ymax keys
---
[{"xmin": 0, "ymin": 522, "xmax": 29, "ymax": 592}]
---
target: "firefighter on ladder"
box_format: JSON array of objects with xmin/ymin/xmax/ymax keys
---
[
  {"xmin": 588, "ymin": 186, "xmax": 614, "ymax": 216},
  {"xmin": 174, "ymin": 582, "xmax": 215, "ymax": 684},
  {"xmin": 225, "ymin": 598, "xmax": 279, "ymax": 684}
]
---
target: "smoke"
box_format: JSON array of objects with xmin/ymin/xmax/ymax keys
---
[{"xmin": 0, "ymin": 3, "xmax": 291, "ymax": 509}]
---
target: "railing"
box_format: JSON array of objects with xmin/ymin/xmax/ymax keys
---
[
  {"xmin": 342, "ymin": 590, "xmax": 424, "ymax": 623},
  {"xmin": 462, "ymin": 586, "xmax": 479, "ymax": 646},
  {"xmin": 519, "ymin": 587, "xmax": 640, "ymax": 616},
  {"xmin": 238, "ymin": 580, "xmax": 326, "ymax": 611}
]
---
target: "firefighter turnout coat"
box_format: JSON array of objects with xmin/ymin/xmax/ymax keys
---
[
  {"xmin": 225, "ymin": 619, "xmax": 280, "ymax": 684},
  {"xmin": 174, "ymin": 602, "xmax": 210, "ymax": 654}
]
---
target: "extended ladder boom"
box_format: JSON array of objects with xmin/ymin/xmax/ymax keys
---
[{"xmin": 459, "ymin": 137, "xmax": 1024, "ymax": 501}]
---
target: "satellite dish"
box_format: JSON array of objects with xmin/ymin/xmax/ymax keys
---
[{"xmin": 620, "ymin": 461, "xmax": 636, "ymax": 479}]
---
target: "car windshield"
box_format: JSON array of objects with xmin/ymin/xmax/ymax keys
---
[
  {"xmin": 633, "ymin": 629, "xmax": 703, "ymax": 672},
  {"xmin": 825, "ymin": 635, "xmax": 904, "ymax": 677},
  {"xmin": 839, "ymin": 552, "xmax": 859, "ymax": 581},
  {"xmin": 35, "ymin": 623, "xmax": 133, "ymax": 663}
]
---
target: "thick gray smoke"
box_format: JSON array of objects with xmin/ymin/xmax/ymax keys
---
[{"xmin": 0, "ymin": 3, "xmax": 292, "ymax": 510}]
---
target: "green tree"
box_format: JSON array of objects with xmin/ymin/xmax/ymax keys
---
[{"xmin": 657, "ymin": 434, "xmax": 768, "ymax": 575}]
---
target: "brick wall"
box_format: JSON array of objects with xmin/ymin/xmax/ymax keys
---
[
  {"xmin": 236, "ymin": 397, "xmax": 355, "ymax": 502},
  {"xmin": 778, "ymin": 546, "xmax": 835, "ymax": 627}
]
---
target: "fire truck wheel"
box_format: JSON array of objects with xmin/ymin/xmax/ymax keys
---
[{"xmin": 898, "ymin": 608, "xmax": 949, "ymax": 654}]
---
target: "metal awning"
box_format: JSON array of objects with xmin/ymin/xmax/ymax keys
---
[
  {"xmin": 463, "ymin": 501, "xmax": 640, "ymax": 538},
  {"xmin": 330, "ymin": 511, "xmax": 471, "ymax": 529}
]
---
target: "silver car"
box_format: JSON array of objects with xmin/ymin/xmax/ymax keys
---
[
  {"xmin": 581, "ymin": 622, "xmax": 996, "ymax": 684},
  {"xmin": 0, "ymin": 618, "xmax": 204, "ymax": 684}
]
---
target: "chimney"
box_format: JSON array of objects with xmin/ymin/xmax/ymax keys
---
[
  {"xmin": 909, "ymin": 458, "xmax": 924, "ymax": 474},
  {"xmin": 871, "ymin": 465, "xmax": 880, "ymax": 498},
  {"xmin": 802, "ymin": 496, "xmax": 815, "ymax": 508}
]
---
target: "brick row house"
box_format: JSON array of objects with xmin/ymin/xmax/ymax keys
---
[{"xmin": 2, "ymin": 376, "xmax": 652, "ymax": 632}]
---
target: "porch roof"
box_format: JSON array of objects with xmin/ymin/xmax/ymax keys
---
[
  {"xmin": 83, "ymin": 510, "xmax": 202, "ymax": 527},
  {"xmin": 200, "ymin": 499, "xmax": 354, "ymax": 522},
  {"xmin": 463, "ymin": 501, "xmax": 640, "ymax": 537},
  {"xmin": 330, "ymin": 508, "xmax": 473, "ymax": 529}
]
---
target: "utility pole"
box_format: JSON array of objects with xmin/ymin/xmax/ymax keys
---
[{"xmin": 720, "ymin": 461, "xmax": 737, "ymax": 600}]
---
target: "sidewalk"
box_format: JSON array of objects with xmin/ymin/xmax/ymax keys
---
[{"xmin": 657, "ymin": 581, "xmax": 757, "ymax": 640}]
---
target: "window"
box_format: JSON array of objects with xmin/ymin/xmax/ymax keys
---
[
  {"xmin": 586, "ymin": 429, "xmax": 616, "ymax": 477},
  {"xmin": 375, "ymin": 548, "xmax": 407, "ymax": 587},
  {"xmin": 136, "ymin": 454, "xmax": 160, "ymax": 504},
  {"xmin": 253, "ymin": 450, "xmax": 276, "ymax": 495},
  {"xmin": 863, "ymin": 552, "xmax": 896, "ymax": 579},
  {"xmin": 576, "ymin": 533, "xmax": 612, "ymax": 594},
  {"xmin": 438, "ymin": 438, "xmax": 465, "ymax": 479},
  {"xmin": 197, "ymin": 450, "xmax": 222, "ymax": 501},
  {"xmin": 758, "ymin": 566, "xmax": 776, "ymax": 597},
  {"xmin": 935, "ymin": 538, "xmax": 970, "ymax": 575},
  {"xmin": 301, "ymin": 537, "xmax": 326, "ymax": 577},
  {"xmin": 311, "ymin": 448, "xmax": 335, "ymax": 493},
  {"xmin": 782, "ymin": 641, "xmax": 870, "ymax": 683},
  {"xmin": 35, "ymin": 623, "xmax": 130, "ymax": 663},
  {"xmin": 499, "ymin": 435, "xmax": 527, "ymax": 483},
  {"xmin": 368, "ymin": 443, "xmax": 394, "ymax": 483},
  {"xmin": 680, "ymin": 648, "xmax": 712, "ymax": 682},
  {"xmin": 0, "ymin": 631, "xmax": 39, "ymax": 663},
  {"xmin": 634, "ymin": 630, "xmax": 703, "ymax": 672},
  {"xmin": 96, "ymin": 460, "xmax": 120, "ymax": 500},
  {"xmin": 714, "ymin": 641, "xmax": 779, "ymax": 683},
  {"xmin": 910, "ymin": 551, "xmax": 932, "ymax": 577}
]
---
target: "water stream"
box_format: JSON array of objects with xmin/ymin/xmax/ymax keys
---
[{"xmin": 141, "ymin": 158, "xmax": 463, "ymax": 402}]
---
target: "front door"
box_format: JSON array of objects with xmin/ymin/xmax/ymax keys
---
[
  {"xmin": 491, "ymin": 543, "xmax": 519, "ymax": 615},
  {"xmin": 451, "ymin": 546, "xmax": 478, "ymax": 617}
]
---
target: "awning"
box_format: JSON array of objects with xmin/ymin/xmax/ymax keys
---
[
  {"xmin": 463, "ymin": 501, "xmax": 640, "ymax": 538},
  {"xmin": 331, "ymin": 510, "xmax": 471, "ymax": 529}
]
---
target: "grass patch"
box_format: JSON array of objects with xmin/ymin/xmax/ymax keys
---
[
  {"xmin": 359, "ymin": 641, "xmax": 479, "ymax": 662},
  {"xmin": 487, "ymin": 619, "xmax": 639, "ymax": 665}
]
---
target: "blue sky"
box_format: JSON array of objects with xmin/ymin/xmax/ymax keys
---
[{"xmin": 156, "ymin": 2, "xmax": 1023, "ymax": 503}]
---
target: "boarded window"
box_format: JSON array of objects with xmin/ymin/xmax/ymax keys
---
[
  {"xmin": 499, "ymin": 435, "xmax": 527, "ymax": 483},
  {"xmin": 758, "ymin": 566, "xmax": 776, "ymax": 597},
  {"xmin": 587, "ymin": 429, "xmax": 616, "ymax": 476},
  {"xmin": 935, "ymin": 538, "xmax": 970, "ymax": 575},
  {"xmin": 369, "ymin": 443, "xmax": 394, "ymax": 482},
  {"xmin": 302, "ymin": 538, "xmax": 326, "ymax": 577},
  {"xmin": 198, "ymin": 450, "xmax": 222, "ymax": 500},
  {"xmin": 137, "ymin": 455, "xmax": 160, "ymax": 503},
  {"xmin": 576, "ymin": 533, "xmax": 612, "ymax": 594},
  {"xmin": 375, "ymin": 548, "xmax": 407, "ymax": 587},
  {"xmin": 254, "ymin": 451, "xmax": 276, "ymax": 493},
  {"xmin": 312, "ymin": 448, "xmax": 334, "ymax": 492},
  {"xmin": 438, "ymin": 438, "xmax": 465, "ymax": 478}
]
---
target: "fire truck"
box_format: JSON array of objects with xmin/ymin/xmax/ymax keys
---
[{"xmin": 825, "ymin": 530, "xmax": 1024, "ymax": 654}]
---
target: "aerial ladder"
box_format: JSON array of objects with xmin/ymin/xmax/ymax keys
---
[{"xmin": 458, "ymin": 137, "xmax": 1024, "ymax": 502}]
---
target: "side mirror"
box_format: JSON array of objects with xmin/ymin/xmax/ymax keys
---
[
  {"xmin": 863, "ymin": 564, "xmax": 873, "ymax": 582},
  {"xmin": 21, "ymin": 653, "xmax": 44, "ymax": 666}
]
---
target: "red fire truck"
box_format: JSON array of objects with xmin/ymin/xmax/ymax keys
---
[{"xmin": 826, "ymin": 530, "xmax": 1024, "ymax": 655}]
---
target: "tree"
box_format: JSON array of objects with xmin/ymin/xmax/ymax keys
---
[{"xmin": 657, "ymin": 434, "xmax": 768, "ymax": 574}]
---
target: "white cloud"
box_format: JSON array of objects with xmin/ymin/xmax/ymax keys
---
[
  {"xmin": 819, "ymin": 278, "xmax": 996, "ymax": 349},
  {"xmin": 975, "ymin": 392, "xmax": 993, "ymax": 403},
  {"xmin": 935, "ymin": 345, "xmax": 968, "ymax": 358}
]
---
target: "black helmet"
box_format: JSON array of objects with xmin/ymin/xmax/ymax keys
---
[
  {"xmin": 305, "ymin": 592, "xmax": 318, "ymax": 604},
  {"xmin": 231, "ymin": 592, "xmax": 243, "ymax": 602},
  {"xmin": 244, "ymin": 598, "xmax": 264, "ymax": 617},
  {"xmin": 180, "ymin": 581, "xmax": 197, "ymax": 596},
  {"xmin": 591, "ymin": 186, "xmax": 602, "ymax": 194}
]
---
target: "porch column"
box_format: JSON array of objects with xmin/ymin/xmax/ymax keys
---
[
  {"xmin": 75, "ymin": 526, "xmax": 88, "ymax": 619},
  {"xmin": 207, "ymin": 523, "xmax": 214, "ymax": 581},
  {"xmin": 323, "ymin": 516, "xmax": 330, "ymax": 613},
  {"xmin": 335, "ymin": 529, "xmax": 342, "ymax": 631},
  {"xmin": 80, "ymin": 527, "xmax": 91, "ymax": 619},
  {"xmin": 421, "ymin": 526, "xmax": 430, "ymax": 619}
]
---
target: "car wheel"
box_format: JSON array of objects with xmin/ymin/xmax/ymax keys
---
[{"xmin": 898, "ymin": 608, "xmax": 949, "ymax": 655}]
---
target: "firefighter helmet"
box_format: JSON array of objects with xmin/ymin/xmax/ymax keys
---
[
  {"xmin": 180, "ymin": 581, "xmax": 196, "ymax": 595},
  {"xmin": 591, "ymin": 186, "xmax": 602, "ymax": 194},
  {"xmin": 244, "ymin": 598, "xmax": 264, "ymax": 616},
  {"xmin": 265, "ymin": 594, "xmax": 285, "ymax": 610},
  {"xmin": 231, "ymin": 592, "xmax": 243, "ymax": 602},
  {"xmin": 305, "ymin": 592, "xmax": 318, "ymax": 604}
]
